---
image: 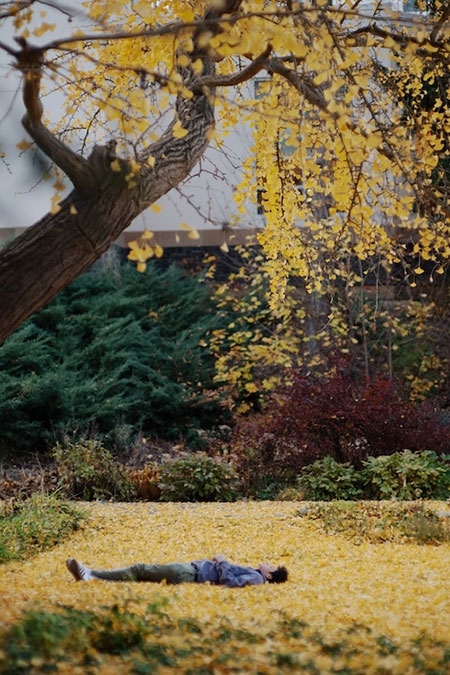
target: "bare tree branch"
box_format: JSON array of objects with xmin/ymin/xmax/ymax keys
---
[
  {"xmin": 14, "ymin": 39, "xmax": 96, "ymax": 192},
  {"xmin": 348, "ymin": 23, "xmax": 450, "ymax": 66},
  {"xmin": 201, "ymin": 45, "xmax": 273, "ymax": 88},
  {"xmin": 264, "ymin": 59, "xmax": 329, "ymax": 114}
]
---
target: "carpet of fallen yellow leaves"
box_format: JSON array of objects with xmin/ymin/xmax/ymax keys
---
[{"xmin": 1, "ymin": 500, "xmax": 449, "ymax": 673}]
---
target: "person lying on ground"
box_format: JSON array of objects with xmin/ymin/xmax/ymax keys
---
[{"xmin": 66, "ymin": 553, "xmax": 288, "ymax": 587}]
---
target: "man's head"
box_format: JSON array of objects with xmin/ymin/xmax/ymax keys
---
[{"xmin": 258, "ymin": 563, "xmax": 288, "ymax": 583}]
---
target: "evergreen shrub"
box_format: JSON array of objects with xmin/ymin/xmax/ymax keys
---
[
  {"xmin": 0, "ymin": 259, "xmax": 229, "ymax": 457},
  {"xmin": 158, "ymin": 454, "xmax": 241, "ymax": 502}
]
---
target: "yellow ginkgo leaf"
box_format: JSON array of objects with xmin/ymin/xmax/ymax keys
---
[
  {"xmin": 177, "ymin": 54, "xmax": 191, "ymax": 68},
  {"xmin": 49, "ymin": 201, "xmax": 61, "ymax": 215},
  {"xmin": 32, "ymin": 21, "xmax": 55, "ymax": 37},
  {"xmin": 16, "ymin": 139, "xmax": 32, "ymax": 151},
  {"xmin": 192, "ymin": 58, "xmax": 204, "ymax": 74},
  {"xmin": 172, "ymin": 120, "xmax": 189, "ymax": 139},
  {"xmin": 53, "ymin": 180, "xmax": 66, "ymax": 192}
]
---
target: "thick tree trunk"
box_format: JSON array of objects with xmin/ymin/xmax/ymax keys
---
[
  {"xmin": 0, "ymin": 126, "xmax": 211, "ymax": 343},
  {"xmin": 0, "ymin": 187, "xmax": 136, "ymax": 343},
  {"xmin": 0, "ymin": 70, "xmax": 215, "ymax": 345},
  {"xmin": 0, "ymin": 105, "xmax": 214, "ymax": 342}
]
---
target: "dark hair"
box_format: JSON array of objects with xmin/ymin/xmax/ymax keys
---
[{"xmin": 267, "ymin": 566, "xmax": 288, "ymax": 584}]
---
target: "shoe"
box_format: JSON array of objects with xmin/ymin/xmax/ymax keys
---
[{"xmin": 66, "ymin": 557, "xmax": 92, "ymax": 581}]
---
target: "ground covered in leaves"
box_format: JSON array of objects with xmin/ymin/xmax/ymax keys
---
[{"xmin": 1, "ymin": 501, "xmax": 449, "ymax": 673}]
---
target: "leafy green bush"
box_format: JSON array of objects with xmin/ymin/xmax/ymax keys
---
[
  {"xmin": 0, "ymin": 494, "xmax": 86, "ymax": 563},
  {"xmin": 297, "ymin": 456, "xmax": 363, "ymax": 501},
  {"xmin": 158, "ymin": 454, "xmax": 241, "ymax": 502},
  {"xmin": 0, "ymin": 259, "xmax": 230, "ymax": 458},
  {"xmin": 294, "ymin": 451, "xmax": 450, "ymax": 501},
  {"xmin": 362, "ymin": 450, "xmax": 450, "ymax": 500},
  {"xmin": 53, "ymin": 439, "xmax": 137, "ymax": 501}
]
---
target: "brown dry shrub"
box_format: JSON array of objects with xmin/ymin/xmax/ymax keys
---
[{"xmin": 126, "ymin": 464, "xmax": 161, "ymax": 501}]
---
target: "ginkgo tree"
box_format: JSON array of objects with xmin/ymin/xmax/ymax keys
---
[{"xmin": 0, "ymin": 0, "xmax": 448, "ymax": 344}]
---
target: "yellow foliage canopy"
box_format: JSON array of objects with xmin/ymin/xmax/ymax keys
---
[
  {"xmin": 3, "ymin": 0, "xmax": 450, "ymax": 307},
  {"xmin": 84, "ymin": 2, "xmax": 450, "ymax": 297}
]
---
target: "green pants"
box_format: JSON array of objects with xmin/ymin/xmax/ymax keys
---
[{"xmin": 91, "ymin": 562, "xmax": 197, "ymax": 584}]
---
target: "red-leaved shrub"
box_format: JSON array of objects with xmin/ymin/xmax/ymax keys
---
[{"xmin": 230, "ymin": 366, "xmax": 450, "ymax": 495}]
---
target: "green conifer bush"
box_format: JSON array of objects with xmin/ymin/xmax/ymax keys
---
[{"xmin": 0, "ymin": 259, "xmax": 229, "ymax": 458}]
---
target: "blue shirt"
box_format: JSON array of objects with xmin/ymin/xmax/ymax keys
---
[{"xmin": 192, "ymin": 559, "xmax": 265, "ymax": 587}]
